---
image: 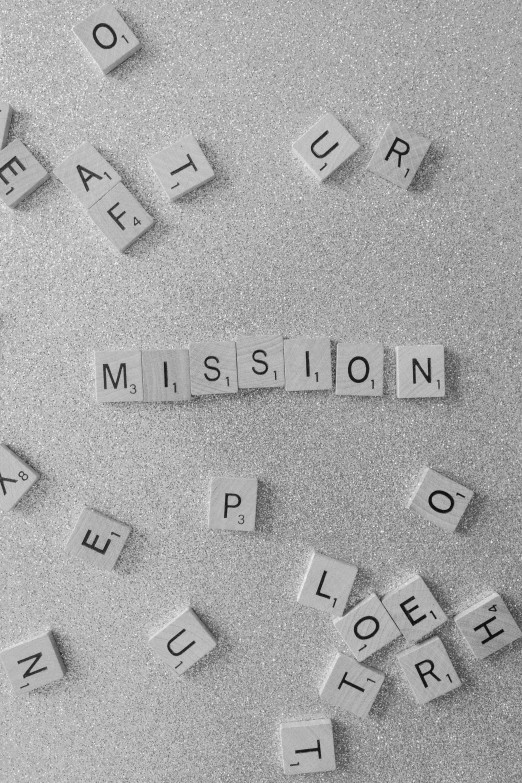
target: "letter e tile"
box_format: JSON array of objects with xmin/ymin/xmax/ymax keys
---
[{"xmin": 65, "ymin": 507, "xmax": 131, "ymax": 571}]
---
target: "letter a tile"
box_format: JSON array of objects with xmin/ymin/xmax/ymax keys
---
[
  {"xmin": 73, "ymin": 4, "xmax": 141, "ymax": 75},
  {"xmin": 319, "ymin": 652, "xmax": 384, "ymax": 718},
  {"xmin": 397, "ymin": 636, "xmax": 461, "ymax": 704},
  {"xmin": 88, "ymin": 182, "xmax": 154, "ymax": 252},
  {"xmin": 455, "ymin": 592, "xmax": 522, "ymax": 659},
  {"xmin": 65, "ymin": 507, "xmax": 131, "ymax": 571},
  {"xmin": 407, "ymin": 467, "xmax": 473, "ymax": 532},
  {"xmin": 367, "ymin": 121, "xmax": 431, "ymax": 190},
  {"xmin": 292, "ymin": 113, "xmax": 359, "ymax": 181},
  {"xmin": 280, "ymin": 718, "xmax": 336, "ymax": 775},
  {"xmin": 148, "ymin": 608, "xmax": 216, "ymax": 675},
  {"xmin": 94, "ymin": 349, "xmax": 143, "ymax": 402},
  {"xmin": 0, "ymin": 139, "xmax": 49, "ymax": 208},
  {"xmin": 297, "ymin": 551, "xmax": 358, "ymax": 617},
  {"xmin": 208, "ymin": 476, "xmax": 258, "ymax": 531},
  {"xmin": 54, "ymin": 142, "xmax": 121, "ymax": 209},
  {"xmin": 0, "ymin": 443, "xmax": 39, "ymax": 513},
  {"xmin": 396, "ymin": 344, "xmax": 445, "ymax": 398},
  {"xmin": 148, "ymin": 135, "xmax": 214, "ymax": 201},
  {"xmin": 1, "ymin": 630, "xmax": 66, "ymax": 695}
]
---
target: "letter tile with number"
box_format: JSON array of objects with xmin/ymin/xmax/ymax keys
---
[
  {"xmin": 367, "ymin": 121, "xmax": 431, "ymax": 190},
  {"xmin": 148, "ymin": 608, "xmax": 216, "ymax": 675},
  {"xmin": 297, "ymin": 551, "xmax": 357, "ymax": 617},
  {"xmin": 319, "ymin": 652, "xmax": 384, "ymax": 718},
  {"xmin": 333, "ymin": 593, "xmax": 400, "ymax": 661},
  {"xmin": 54, "ymin": 142, "xmax": 121, "ymax": 209},
  {"xmin": 94, "ymin": 349, "xmax": 143, "ymax": 402},
  {"xmin": 407, "ymin": 467, "xmax": 473, "ymax": 532},
  {"xmin": 335, "ymin": 343, "xmax": 383, "ymax": 396},
  {"xmin": 455, "ymin": 592, "xmax": 522, "ymax": 659},
  {"xmin": 397, "ymin": 636, "xmax": 461, "ymax": 704},
  {"xmin": 88, "ymin": 182, "xmax": 154, "ymax": 252},
  {"xmin": 292, "ymin": 113, "xmax": 359, "ymax": 182},
  {"xmin": 208, "ymin": 476, "xmax": 257, "ymax": 531},
  {"xmin": 396, "ymin": 344, "xmax": 445, "ymax": 398},
  {"xmin": 280, "ymin": 718, "xmax": 336, "ymax": 775},
  {"xmin": 189, "ymin": 340, "xmax": 238, "ymax": 395},
  {"xmin": 236, "ymin": 334, "xmax": 285, "ymax": 389},
  {"xmin": 0, "ymin": 139, "xmax": 49, "ymax": 208},
  {"xmin": 0, "ymin": 444, "xmax": 39, "ymax": 513},
  {"xmin": 73, "ymin": 4, "xmax": 141, "ymax": 75},
  {"xmin": 65, "ymin": 507, "xmax": 131, "ymax": 571},
  {"xmin": 1, "ymin": 631, "xmax": 66, "ymax": 695},
  {"xmin": 142, "ymin": 349, "xmax": 191, "ymax": 402},
  {"xmin": 382, "ymin": 575, "xmax": 447, "ymax": 643},
  {"xmin": 284, "ymin": 337, "xmax": 332, "ymax": 391},
  {"xmin": 149, "ymin": 135, "xmax": 214, "ymax": 201}
]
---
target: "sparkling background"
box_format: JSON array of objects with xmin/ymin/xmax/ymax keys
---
[{"xmin": 1, "ymin": 1, "xmax": 521, "ymax": 781}]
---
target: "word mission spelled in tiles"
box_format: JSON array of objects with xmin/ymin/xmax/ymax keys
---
[
  {"xmin": 396, "ymin": 344, "xmax": 445, "ymax": 398},
  {"xmin": 367, "ymin": 121, "xmax": 431, "ymax": 190},
  {"xmin": 397, "ymin": 636, "xmax": 461, "ymax": 705},
  {"xmin": 293, "ymin": 113, "xmax": 359, "ymax": 181},
  {"xmin": 1, "ymin": 631, "xmax": 66, "ymax": 695},
  {"xmin": 335, "ymin": 343, "xmax": 384, "ymax": 396},
  {"xmin": 65, "ymin": 508, "xmax": 130, "ymax": 571},
  {"xmin": 297, "ymin": 552, "xmax": 357, "ymax": 617},
  {"xmin": 0, "ymin": 101, "xmax": 13, "ymax": 148},
  {"xmin": 0, "ymin": 444, "xmax": 39, "ymax": 512},
  {"xmin": 382, "ymin": 575, "xmax": 447, "ymax": 643},
  {"xmin": 149, "ymin": 135, "xmax": 214, "ymax": 201},
  {"xmin": 73, "ymin": 4, "xmax": 140, "ymax": 74},
  {"xmin": 408, "ymin": 467, "xmax": 473, "ymax": 533},
  {"xmin": 208, "ymin": 477, "xmax": 258, "ymax": 531},
  {"xmin": 280, "ymin": 718, "xmax": 336, "ymax": 775},
  {"xmin": 333, "ymin": 593, "xmax": 401, "ymax": 661},
  {"xmin": 149, "ymin": 608, "xmax": 216, "ymax": 675},
  {"xmin": 455, "ymin": 593, "xmax": 522, "ymax": 659},
  {"xmin": 0, "ymin": 139, "xmax": 49, "ymax": 208},
  {"xmin": 319, "ymin": 652, "xmax": 384, "ymax": 718}
]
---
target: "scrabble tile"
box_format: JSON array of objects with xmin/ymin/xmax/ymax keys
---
[
  {"xmin": 142, "ymin": 349, "xmax": 191, "ymax": 403},
  {"xmin": 73, "ymin": 4, "xmax": 141, "ymax": 75},
  {"xmin": 319, "ymin": 652, "xmax": 384, "ymax": 718},
  {"xmin": 0, "ymin": 444, "xmax": 39, "ymax": 513},
  {"xmin": 148, "ymin": 607, "xmax": 216, "ymax": 675},
  {"xmin": 148, "ymin": 135, "xmax": 214, "ymax": 201},
  {"xmin": 367, "ymin": 121, "xmax": 431, "ymax": 190},
  {"xmin": 54, "ymin": 141, "xmax": 121, "ymax": 209},
  {"xmin": 236, "ymin": 334, "xmax": 285, "ymax": 389},
  {"xmin": 335, "ymin": 343, "xmax": 383, "ymax": 396},
  {"xmin": 396, "ymin": 344, "xmax": 445, "ymax": 398},
  {"xmin": 65, "ymin": 507, "xmax": 131, "ymax": 571},
  {"xmin": 0, "ymin": 630, "xmax": 66, "ymax": 695},
  {"xmin": 94, "ymin": 349, "xmax": 143, "ymax": 402},
  {"xmin": 284, "ymin": 337, "xmax": 332, "ymax": 391},
  {"xmin": 455, "ymin": 592, "xmax": 522, "ymax": 660},
  {"xmin": 0, "ymin": 139, "xmax": 49, "ymax": 208},
  {"xmin": 333, "ymin": 593, "xmax": 401, "ymax": 661},
  {"xmin": 382, "ymin": 575, "xmax": 447, "ymax": 643},
  {"xmin": 280, "ymin": 718, "xmax": 336, "ymax": 775},
  {"xmin": 0, "ymin": 102, "xmax": 13, "ymax": 149},
  {"xmin": 88, "ymin": 182, "xmax": 154, "ymax": 252},
  {"xmin": 297, "ymin": 552, "xmax": 357, "ymax": 617},
  {"xmin": 189, "ymin": 340, "xmax": 238, "ymax": 395},
  {"xmin": 208, "ymin": 476, "xmax": 258, "ymax": 531},
  {"xmin": 397, "ymin": 636, "xmax": 461, "ymax": 704},
  {"xmin": 292, "ymin": 113, "xmax": 359, "ymax": 182},
  {"xmin": 407, "ymin": 467, "xmax": 473, "ymax": 533}
]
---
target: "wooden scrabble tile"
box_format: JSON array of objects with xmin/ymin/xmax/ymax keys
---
[
  {"xmin": 88, "ymin": 182, "xmax": 154, "ymax": 252},
  {"xmin": 335, "ymin": 343, "xmax": 383, "ymax": 396},
  {"xmin": 396, "ymin": 344, "xmax": 445, "ymax": 398},
  {"xmin": 236, "ymin": 334, "xmax": 285, "ymax": 389},
  {"xmin": 0, "ymin": 102, "xmax": 13, "ymax": 149},
  {"xmin": 333, "ymin": 593, "xmax": 401, "ymax": 661},
  {"xmin": 297, "ymin": 552, "xmax": 357, "ymax": 617},
  {"xmin": 142, "ymin": 349, "xmax": 191, "ymax": 403},
  {"xmin": 407, "ymin": 467, "xmax": 473, "ymax": 533},
  {"xmin": 367, "ymin": 121, "xmax": 431, "ymax": 190},
  {"xmin": 148, "ymin": 135, "xmax": 214, "ymax": 201},
  {"xmin": 208, "ymin": 477, "xmax": 257, "ymax": 531},
  {"xmin": 189, "ymin": 340, "xmax": 238, "ymax": 395},
  {"xmin": 319, "ymin": 652, "xmax": 384, "ymax": 718},
  {"xmin": 54, "ymin": 141, "xmax": 121, "ymax": 209},
  {"xmin": 94, "ymin": 349, "xmax": 143, "ymax": 402},
  {"xmin": 397, "ymin": 636, "xmax": 461, "ymax": 704},
  {"xmin": 0, "ymin": 444, "xmax": 39, "ymax": 513},
  {"xmin": 455, "ymin": 592, "xmax": 522, "ymax": 659},
  {"xmin": 280, "ymin": 718, "xmax": 336, "ymax": 775},
  {"xmin": 382, "ymin": 575, "xmax": 447, "ymax": 643},
  {"xmin": 65, "ymin": 507, "xmax": 130, "ymax": 571},
  {"xmin": 0, "ymin": 630, "xmax": 66, "ymax": 695},
  {"xmin": 73, "ymin": 4, "xmax": 141, "ymax": 75},
  {"xmin": 292, "ymin": 113, "xmax": 359, "ymax": 182},
  {"xmin": 0, "ymin": 139, "xmax": 49, "ymax": 208},
  {"xmin": 148, "ymin": 607, "xmax": 216, "ymax": 675},
  {"xmin": 284, "ymin": 337, "xmax": 332, "ymax": 391}
]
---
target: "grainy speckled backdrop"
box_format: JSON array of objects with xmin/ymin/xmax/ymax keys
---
[{"xmin": 1, "ymin": 1, "xmax": 521, "ymax": 781}]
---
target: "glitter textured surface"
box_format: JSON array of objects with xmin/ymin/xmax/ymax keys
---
[{"xmin": 1, "ymin": 1, "xmax": 521, "ymax": 781}]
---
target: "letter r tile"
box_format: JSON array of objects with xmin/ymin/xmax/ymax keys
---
[
  {"xmin": 148, "ymin": 608, "xmax": 216, "ymax": 675},
  {"xmin": 367, "ymin": 121, "xmax": 431, "ymax": 190},
  {"xmin": 65, "ymin": 507, "xmax": 131, "ymax": 571},
  {"xmin": 292, "ymin": 112, "xmax": 359, "ymax": 181},
  {"xmin": 397, "ymin": 636, "xmax": 461, "ymax": 704},
  {"xmin": 382, "ymin": 575, "xmax": 447, "ymax": 642}
]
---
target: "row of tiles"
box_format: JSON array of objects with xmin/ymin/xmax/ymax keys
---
[{"xmin": 95, "ymin": 340, "xmax": 446, "ymax": 402}]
